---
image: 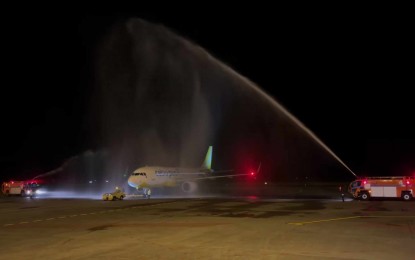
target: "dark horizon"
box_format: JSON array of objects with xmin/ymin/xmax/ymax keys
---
[{"xmin": 1, "ymin": 10, "xmax": 414, "ymax": 183}]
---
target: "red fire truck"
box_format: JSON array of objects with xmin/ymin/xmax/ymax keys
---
[
  {"xmin": 348, "ymin": 176, "xmax": 414, "ymax": 201},
  {"xmin": 1, "ymin": 180, "xmax": 39, "ymax": 197}
]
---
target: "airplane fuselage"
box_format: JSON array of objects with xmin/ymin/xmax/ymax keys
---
[
  {"xmin": 125, "ymin": 146, "xmax": 252, "ymax": 196},
  {"xmin": 127, "ymin": 166, "xmax": 209, "ymax": 189}
]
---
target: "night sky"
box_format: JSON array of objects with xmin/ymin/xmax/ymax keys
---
[{"xmin": 1, "ymin": 8, "xmax": 413, "ymax": 182}]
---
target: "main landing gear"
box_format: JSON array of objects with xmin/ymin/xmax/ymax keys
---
[{"xmin": 142, "ymin": 188, "xmax": 151, "ymax": 199}]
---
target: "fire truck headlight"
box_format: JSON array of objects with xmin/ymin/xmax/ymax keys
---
[{"xmin": 27, "ymin": 190, "xmax": 31, "ymax": 194}]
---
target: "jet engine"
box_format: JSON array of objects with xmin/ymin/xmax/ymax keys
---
[{"xmin": 181, "ymin": 181, "xmax": 198, "ymax": 193}]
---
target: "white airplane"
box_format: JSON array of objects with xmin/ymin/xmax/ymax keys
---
[{"xmin": 127, "ymin": 146, "xmax": 259, "ymax": 198}]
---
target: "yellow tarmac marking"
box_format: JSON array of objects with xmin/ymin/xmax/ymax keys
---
[
  {"xmin": 289, "ymin": 216, "xmax": 364, "ymax": 225},
  {"xmin": 367, "ymin": 216, "xmax": 415, "ymax": 218},
  {"xmin": 3, "ymin": 202, "xmax": 179, "ymax": 227},
  {"xmin": 289, "ymin": 215, "xmax": 415, "ymax": 226}
]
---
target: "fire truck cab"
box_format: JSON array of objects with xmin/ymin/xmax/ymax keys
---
[{"xmin": 348, "ymin": 176, "xmax": 413, "ymax": 201}]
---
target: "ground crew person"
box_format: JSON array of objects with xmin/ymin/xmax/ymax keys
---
[{"xmin": 339, "ymin": 186, "xmax": 345, "ymax": 202}]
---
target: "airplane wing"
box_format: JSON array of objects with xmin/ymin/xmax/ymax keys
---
[
  {"xmin": 193, "ymin": 163, "xmax": 261, "ymax": 180},
  {"xmin": 191, "ymin": 173, "xmax": 253, "ymax": 180},
  {"xmin": 167, "ymin": 169, "xmax": 233, "ymax": 175},
  {"xmin": 211, "ymin": 169, "xmax": 234, "ymax": 174}
]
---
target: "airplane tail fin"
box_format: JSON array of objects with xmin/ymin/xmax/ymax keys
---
[{"xmin": 201, "ymin": 146, "xmax": 213, "ymax": 170}]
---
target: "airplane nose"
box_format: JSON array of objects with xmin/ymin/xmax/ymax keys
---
[{"xmin": 127, "ymin": 177, "xmax": 138, "ymax": 188}]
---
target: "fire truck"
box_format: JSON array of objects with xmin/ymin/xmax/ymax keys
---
[
  {"xmin": 348, "ymin": 176, "xmax": 414, "ymax": 201},
  {"xmin": 1, "ymin": 181, "xmax": 39, "ymax": 197}
]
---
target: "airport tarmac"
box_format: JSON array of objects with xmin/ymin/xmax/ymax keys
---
[{"xmin": 0, "ymin": 196, "xmax": 414, "ymax": 259}]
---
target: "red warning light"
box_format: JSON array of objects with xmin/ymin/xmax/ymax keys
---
[
  {"xmin": 363, "ymin": 181, "xmax": 367, "ymax": 185},
  {"xmin": 250, "ymin": 172, "xmax": 255, "ymax": 176},
  {"xmin": 406, "ymin": 180, "xmax": 410, "ymax": 185}
]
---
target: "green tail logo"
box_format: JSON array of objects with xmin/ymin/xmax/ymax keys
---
[{"xmin": 201, "ymin": 146, "xmax": 212, "ymax": 170}]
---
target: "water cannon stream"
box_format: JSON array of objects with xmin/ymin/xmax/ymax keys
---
[{"xmin": 209, "ymin": 55, "xmax": 357, "ymax": 178}]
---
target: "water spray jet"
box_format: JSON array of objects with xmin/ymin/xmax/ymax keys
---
[
  {"xmin": 89, "ymin": 18, "xmax": 358, "ymax": 195},
  {"xmin": 205, "ymin": 55, "xmax": 357, "ymax": 177}
]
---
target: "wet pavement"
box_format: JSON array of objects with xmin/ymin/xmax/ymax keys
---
[{"xmin": 0, "ymin": 196, "xmax": 414, "ymax": 259}]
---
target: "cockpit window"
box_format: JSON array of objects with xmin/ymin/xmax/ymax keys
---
[{"xmin": 132, "ymin": 172, "xmax": 147, "ymax": 177}]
